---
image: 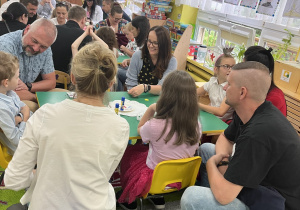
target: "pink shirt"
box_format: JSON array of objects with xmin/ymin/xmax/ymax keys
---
[{"xmin": 140, "ymin": 118, "xmax": 201, "ymax": 170}]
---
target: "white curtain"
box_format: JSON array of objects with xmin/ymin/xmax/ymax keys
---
[{"xmin": 175, "ymin": 0, "xmax": 205, "ymax": 8}]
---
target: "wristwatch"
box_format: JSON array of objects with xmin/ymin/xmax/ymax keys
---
[
  {"xmin": 217, "ymin": 161, "xmax": 229, "ymax": 167},
  {"xmin": 147, "ymin": 84, "xmax": 151, "ymax": 92},
  {"xmin": 26, "ymin": 82, "xmax": 32, "ymax": 91}
]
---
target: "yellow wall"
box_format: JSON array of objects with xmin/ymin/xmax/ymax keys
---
[{"xmin": 168, "ymin": 1, "xmax": 198, "ymax": 25}]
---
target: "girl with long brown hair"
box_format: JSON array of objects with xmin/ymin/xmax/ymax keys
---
[{"xmin": 117, "ymin": 70, "xmax": 201, "ymax": 210}]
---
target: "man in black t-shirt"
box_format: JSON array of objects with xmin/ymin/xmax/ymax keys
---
[{"xmin": 181, "ymin": 61, "xmax": 300, "ymax": 210}]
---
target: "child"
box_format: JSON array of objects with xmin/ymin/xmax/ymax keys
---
[
  {"xmin": 197, "ymin": 48, "xmax": 235, "ymax": 123},
  {"xmin": 117, "ymin": 70, "xmax": 202, "ymax": 210},
  {"xmin": 0, "ymin": 51, "xmax": 30, "ymax": 154},
  {"xmin": 96, "ymin": 26, "xmax": 119, "ymax": 58},
  {"xmin": 120, "ymin": 22, "xmax": 139, "ymax": 57}
]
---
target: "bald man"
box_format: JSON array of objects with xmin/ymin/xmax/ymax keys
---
[
  {"xmin": 181, "ymin": 61, "xmax": 300, "ymax": 210},
  {"xmin": 0, "ymin": 18, "xmax": 57, "ymax": 102}
]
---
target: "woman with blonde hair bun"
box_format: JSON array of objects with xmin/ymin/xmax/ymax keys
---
[{"xmin": 4, "ymin": 42, "xmax": 129, "ymax": 210}]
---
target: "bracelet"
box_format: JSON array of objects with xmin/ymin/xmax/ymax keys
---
[
  {"xmin": 143, "ymin": 84, "xmax": 147, "ymax": 93},
  {"xmin": 146, "ymin": 84, "xmax": 151, "ymax": 93},
  {"xmin": 217, "ymin": 161, "xmax": 229, "ymax": 167}
]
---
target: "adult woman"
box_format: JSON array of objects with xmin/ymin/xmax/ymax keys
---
[
  {"xmin": 244, "ymin": 46, "xmax": 287, "ymax": 116},
  {"xmin": 83, "ymin": 0, "xmax": 103, "ymax": 25},
  {"xmin": 50, "ymin": 1, "xmax": 70, "ymax": 25},
  {"xmin": 94, "ymin": 2, "xmax": 128, "ymax": 48},
  {"xmin": 4, "ymin": 42, "xmax": 129, "ymax": 209},
  {"xmin": 117, "ymin": 16, "xmax": 150, "ymax": 91},
  {"xmin": 117, "ymin": 70, "xmax": 201, "ymax": 210},
  {"xmin": 125, "ymin": 26, "xmax": 177, "ymax": 97},
  {"xmin": 0, "ymin": 2, "xmax": 28, "ymax": 36}
]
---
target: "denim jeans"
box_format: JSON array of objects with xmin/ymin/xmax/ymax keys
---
[
  {"xmin": 198, "ymin": 143, "xmax": 216, "ymax": 187},
  {"xmin": 181, "ymin": 186, "xmax": 249, "ymax": 210},
  {"xmin": 117, "ymin": 66, "xmax": 128, "ymax": 91}
]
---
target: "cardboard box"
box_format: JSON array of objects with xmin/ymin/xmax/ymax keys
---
[{"xmin": 274, "ymin": 61, "xmax": 300, "ymax": 93}]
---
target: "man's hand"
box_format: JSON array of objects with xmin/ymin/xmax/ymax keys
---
[
  {"xmin": 208, "ymin": 153, "xmax": 230, "ymax": 167},
  {"xmin": 128, "ymin": 84, "xmax": 144, "ymax": 97},
  {"xmin": 15, "ymin": 79, "xmax": 28, "ymax": 91}
]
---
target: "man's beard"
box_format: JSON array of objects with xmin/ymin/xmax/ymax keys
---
[{"xmin": 22, "ymin": 45, "xmax": 39, "ymax": 56}]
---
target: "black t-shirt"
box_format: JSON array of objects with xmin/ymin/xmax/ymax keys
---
[
  {"xmin": 0, "ymin": 20, "xmax": 26, "ymax": 36},
  {"xmin": 224, "ymin": 101, "xmax": 300, "ymax": 210}
]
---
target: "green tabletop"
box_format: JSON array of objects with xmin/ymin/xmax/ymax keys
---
[
  {"xmin": 117, "ymin": 54, "xmax": 130, "ymax": 64},
  {"xmin": 36, "ymin": 91, "xmax": 228, "ymax": 138}
]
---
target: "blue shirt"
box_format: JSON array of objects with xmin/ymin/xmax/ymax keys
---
[
  {"xmin": 0, "ymin": 30, "xmax": 54, "ymax": 83},
  {"xmin": 0, "ymin": 91, "xmax": 26, "ymax": 154}
]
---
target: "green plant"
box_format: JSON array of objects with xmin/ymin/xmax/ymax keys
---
[
  {"xmin": 236, "ymin": 43, "xmax": 246, "ymax": 63},
  {"xmin": 272, "ymin": 29, "xmax": 294, "ymax": 61}
]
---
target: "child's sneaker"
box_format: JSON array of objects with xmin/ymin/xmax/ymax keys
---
[{"xmin": 149, "ymin": 196, "xmax": 165, "ymax": 209}]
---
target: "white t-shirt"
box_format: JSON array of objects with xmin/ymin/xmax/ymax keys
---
[
  {"xmin": 204, "ymin": 76, "xmax": 234, "ymax": 121},
  {"xmin": 4, "ymin": 99, "xmax": 129, "ymax": 209}
]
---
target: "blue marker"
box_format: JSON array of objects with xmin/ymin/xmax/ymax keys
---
[
  {"xmin": 115, "ymin": 103, "xmax": 119, "ymax": 115},
  {"xmin": 120, "ymin": 97, "xmax": 125, "ymax": 111}
]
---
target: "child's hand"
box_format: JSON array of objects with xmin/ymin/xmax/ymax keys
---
[
  {"xmin": 14, "ymin": 116, "xmax": 22, "ymax": 125},
  {"xmin": 120, "ymin": 45, "xmax": 126, "ymax": 52},
  {"xmin": 20, "ymin": 105, "xmax": 30, "ymax": 122}
]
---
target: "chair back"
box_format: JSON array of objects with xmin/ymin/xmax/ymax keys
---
[
  {"xmin": 55, "ymin": 70, "xmax": 71, "ymax": 90},
  {"xmin": 144, "ymin": 156, "xmax": 201, "ymax": 198},
  {"xmin": 0, "ymin": 142, "xmax": 12, "ymax": 169}
]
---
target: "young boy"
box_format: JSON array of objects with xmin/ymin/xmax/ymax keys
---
[
  {"xmin": 120, "ymin": 22, "xmax": 139, "ymax": 57},
  {"xmin": 0, "ymin": 51, "xmax": 30, "ymax": 154}
]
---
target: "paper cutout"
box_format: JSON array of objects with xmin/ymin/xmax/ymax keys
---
[
  {"xmin": 280, "ymin": 69, "xmax": 292, "ymax": 82},
  {"xmin": 240, "ymin": 0, "xmax": 258, "ymax": 9},
  {"xmin": 212, "ymin": 0, "xmax": 223, "ymax": 3},
  {"xmin": 283, "ymin": 0, "xmax": 300, "ymax": 18},
  {"xmin": 224, "ymin": 0, "xmax": 240, "ymax": 5},
  {"xmin": 256, "ymin": 0, "xmax": 280, "ymax": 16}
]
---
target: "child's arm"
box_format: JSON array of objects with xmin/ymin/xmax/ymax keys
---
[
  {"xmin": 199, "ymin": 97, "xmax": 230, "ymax": 117},
  {"xmin": 71, "ymin": 27, "xmax": 91, "ymax": 56},
  {"xmin": 0, "ymin": 108, "xmax": 26, "ymax": 146},
  {"xmin": 197, "ymin": 86, "xmax": 207, "ymax": 96},
  {"xmin": 71, "ymin": 25, "xmax": 108, "ymax": 56},
  {"xmin": 120, "ymin": 45, "xmax": 134, "ymax": 57},
  {"xmin": 137, "ymin": 103, "xmax": 156, "ymax": 135},
  {"xmin": 20, "ymin": 105, "xmax": 30, "ymax": 122}
]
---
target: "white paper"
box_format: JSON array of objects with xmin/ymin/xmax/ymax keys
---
[
  {"xmin": 283, "ymin": 0, "xmax": 300, "ymax": 18},
  {"xmin": 240, "ymin": 0, "xmax": 258, "ymax": 9},
  {"xmin": 256, "ymin": 0, "xmax": 280, "ymax": 16}
]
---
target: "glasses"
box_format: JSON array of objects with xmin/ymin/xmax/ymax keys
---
[
  {"xmin": 216, "ymin": 64, "xmax": 234, "ymax": 70},
  {"xmin": 113, "ymin": 17, "xmax": 122, "ymax": 21},
  {"xmin": 147, "ymin": 39, "xmax": 159, "ymax": 47},
  {"xmin": 56, "ymin": 1, "xmax": 70, "ymax": 8}
]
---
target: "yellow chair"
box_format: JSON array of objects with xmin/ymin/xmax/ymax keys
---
[
  {"xmin": 0, "ymin": 142, "xmax": 12, "ymax": 169},
  {"xmin": 140, "ymin": 156, "xmax": 202, "ymax": 210},
  {"xmin": 0, "ymin": 129, "xmax": 12, "ymax": 169},
  {"xmin": 55, "ymin": 70, "xmax": 71, "ymax": 90}
]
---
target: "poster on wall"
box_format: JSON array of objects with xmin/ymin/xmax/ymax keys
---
[
  {"xmin": 256, "ymin": 0, "xmax": 280, "ymax": 16},
  {"xmin": 240, "ymin": 0, "xmax": 258, "ymax": 9},
  {"xmin": 212, "ymin": 0, "xmax": 223, "ymax": 3},
  {"xmin": 283, "ymin": 0, "xmax": 300, "ymax": 18},
  {"xmin": 224, "ymin": 0, "xmax": 240, "ymax": 5}
]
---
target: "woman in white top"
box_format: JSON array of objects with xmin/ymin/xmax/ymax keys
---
[
  {"xmin": 82, "ymin": 0, "xmax": 103, "ymax": 25},
  {"xmin": 4, "ymin": 42, "xmax": 129, "ymax": 210},
  {"xmin": 50, "ymin": 1, "xmax": 69, "ymax": 25}
]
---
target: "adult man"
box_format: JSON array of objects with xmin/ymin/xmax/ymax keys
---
[
  {"xmin": 102, "ymin": 0, "xmax": 131, "ymax": 22},
  {"xmin": 0, "ymin": 18, "xmax": 57, "ymax": 102},
  {"xmin": 51, "ymin": 6, "xmax": 92, "ymax": 74},
  {"xmin": 181, "ymin": 62, "xmax": 300, "ymax": 210},
  {"xmin": 0, "ymin": 0, "xmax": 38, "ymax": 24}
]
